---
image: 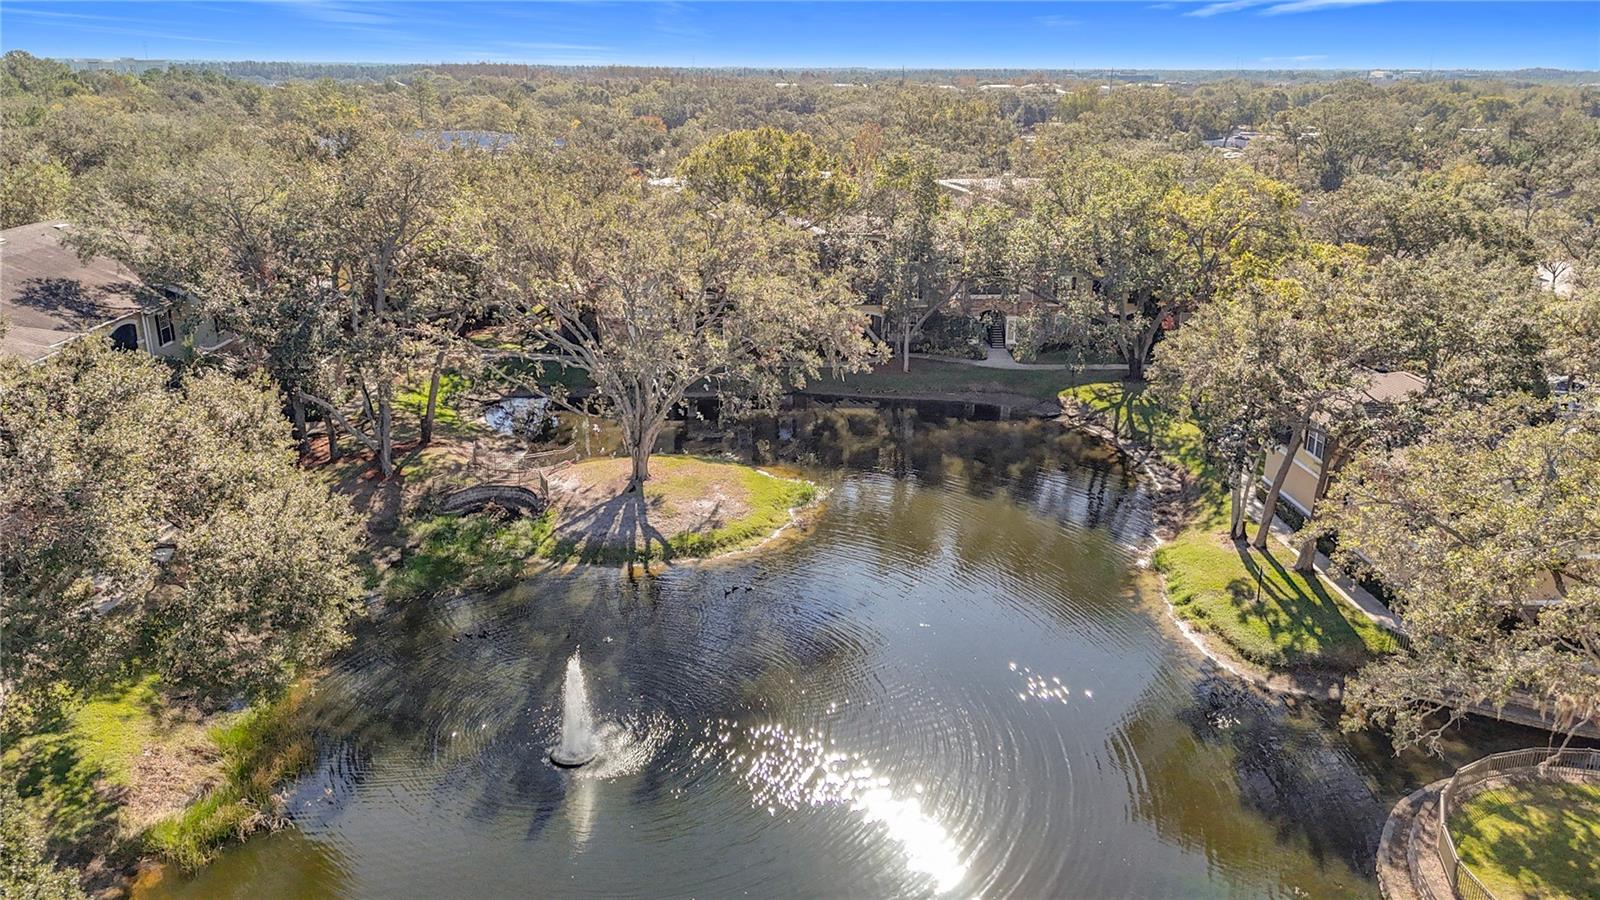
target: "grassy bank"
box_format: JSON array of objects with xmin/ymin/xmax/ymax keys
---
[
  {"xmin": 1449, "ymin": 780, "xmax": 1600, "ymax": 899},
  {"xmin": 387, "ymin": 509, "xmax": 557, "ymax": 601},
  {"xmin": 386, "ymin": 456, "xmax": 817, "ymax": 590},
  {"xmin": 1060, "ymin": 382, "xmax": 1210, "ymax": 483},
  {"xmin": 1066, "ymin": 381, "xmax": 1398, "ymax": 674},
  {"xmin": 2, "ymin": 678, "xmax": 317, "ymax": 881},
  {"xmin": 1156, "ymin": 526, "xmax": 1401, "ymax": 671},
  {"xmin": 144, "ymin": 687, "xmax": 315, "ymax": 869},
  {"xmin": 4, "ymin": 676, "xmax": 214, "ymax": 878}
]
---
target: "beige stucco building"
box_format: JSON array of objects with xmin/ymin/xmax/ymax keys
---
[
  {"xmin": 1, "ymin": 221, "xmax": 229, "ymax": 364},
  {"xmin": 1259, "ymin": 370, "xmax": 1426, "ymax": 519}
]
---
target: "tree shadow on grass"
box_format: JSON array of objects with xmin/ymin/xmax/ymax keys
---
[
  {"xmin": 6, "ymin": 724, "xmax": 130, "ymax": 872},
  {"xmin": 552, "ymin": 491, "xmax": 675, "ymax": 564},
  {"xmin": 1224, "ymin": 539, "xmax": 1369, "ymax": 670},
  {"xmin": 1450, "ymin": 781, "xmax": 1600, "ymax": 898}
]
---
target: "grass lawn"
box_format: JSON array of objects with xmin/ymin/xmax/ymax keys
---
[
  {"xmin": 1062, "ymin": 382, "xmax": 1399, "ymax": 672},
  {"xmin": 1155, "ymin": 526, "xmax": 1400, "ymax": 671},
  {"xmin": 818, "ymin": 360, "xmax": 1086, "ymax": 403},
  {"xmin": 396, "ymin": 371, "xmax": 472, "ymax": 431},
  {"xmin": 1030, "ymin": 349, "xmax": 1122, "ymax": 366},
  {"xmin": 1449, "ymin": 780, "xmax": 1600, "ymax": 899},
  {"xmin": 4, "ymin": 677, "xmax": 314, "ymax": 874},
  {"xmin": 4, "ymin": 677, "xmax": 213, "ymax": 866},
  {"xmin": 387, "ymin": 456, "xmax": 817, "ymax": 588},
  {"xmin": 1061, "ymin": 382, "xmax": 1211, "ymax": 483},
  {"xmin": 388, "ymin": 508, "xmax": 558, "ymax": 601}
]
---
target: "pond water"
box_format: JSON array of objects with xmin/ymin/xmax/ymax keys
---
[{"xmin": 142, "ymin": 400, "xmax": 1545, "ymax": 899}]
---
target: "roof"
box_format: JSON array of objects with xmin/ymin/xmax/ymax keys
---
[
  {"xmin": 1, "ymin": 222, "xmax": 152, "ymax": 363},
  {"xmin": 1361, "ymin": 369, "xmax": 1426, "ymax": 403}
]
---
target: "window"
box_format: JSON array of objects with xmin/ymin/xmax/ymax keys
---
[
  {"xmin": 1304, "ymin": 429, "xmax": 1326, "ymax": 461},
  {"xmin": 154, "ymin": 311, "xmax": 176, "ymax": 347}
]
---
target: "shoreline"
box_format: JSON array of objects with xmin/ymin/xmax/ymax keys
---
[
  {"xmin": 1057, "ymin": 390, "xmax": 1358, "ymax": 701},
  {"xmin": 796, "ymin": 387, "xmax": 1063, "ymax": 417}
]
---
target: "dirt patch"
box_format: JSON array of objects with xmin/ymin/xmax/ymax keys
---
[
  {"xmin": 548, "ymin": 457, "xmax": 754, "ymax": 545},
  {"xmin": 122, "ymin": 727, "xmax": 222, "ymax": 834}
]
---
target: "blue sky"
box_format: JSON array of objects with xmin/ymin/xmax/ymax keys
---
[{"xmin": 2, "ymin": 1, "xmax": 1596, "ymax": 70}]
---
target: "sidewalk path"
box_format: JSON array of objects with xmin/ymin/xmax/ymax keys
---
[
  {"xmin": 911, "ymin": 347, "xmax": 1129, "ymax": 372},
  {"xmin": 1248, "ymin": 498, "xmax": 1599, "ymax": 738}
]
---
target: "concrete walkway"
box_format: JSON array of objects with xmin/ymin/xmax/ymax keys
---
[
  {"xmin": 1248, "ymin": 498, "xmax": 1407, "ymax": 634},
  {"xmin": 911, "ymin": 347, "xmax": 1129, "ymax": 373},
  {"xmin": 1249, "ymin": 498, "xmax": 1600, "ymax": 738}
]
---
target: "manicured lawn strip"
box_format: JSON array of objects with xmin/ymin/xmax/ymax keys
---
[
  {"xmin": 1155, "ymin": 525, "xmax": 1400, "ymax": 671},
  {"xmin": 1448, "ymin": 780, "xmax": 1600, "ymax": 900},
  {"xmin": 1063, "ymin": 381, "xmax": 1399, "ymax": 672}
]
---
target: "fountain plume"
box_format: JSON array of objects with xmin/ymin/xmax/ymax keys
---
[{"xmin": 550, "ymin": 650, "xmax": 599, "ymax": 767}]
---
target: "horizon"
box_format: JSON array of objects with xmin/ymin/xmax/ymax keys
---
[{"xmin": 3, "ymin": 1, "xmax": 1598, "ymax": 72}]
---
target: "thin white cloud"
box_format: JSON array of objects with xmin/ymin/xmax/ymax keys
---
[
  {"xmin": 1186, "ymin": 0, "xmax": 1273, "ymax": 18},
  {"xmin": 651, "ymin": 1, "xmax": 708, "ymax": 39},
  {"xmin": 2, "ymin": 7, "xmax": 140, "ymax": 23},
  {"xmin": 1187, "ymin": 0, "xmax": 1401, "ymax": 15},
  {"xmin": 280, "ymin": 1, "xmax": 397, "ymax": 26},
  {"xmin": 1262, "ymin": 0, "xmax": 1390, "ymax": 13},
  {"xmin": 1036, "ymin": 14, "xmax": 1083, "ymax": 28}
]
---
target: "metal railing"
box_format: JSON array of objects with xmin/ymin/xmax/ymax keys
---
[{"xmin": 1435, "ymin": 746, "xmax": 1600, "ymax": 899}]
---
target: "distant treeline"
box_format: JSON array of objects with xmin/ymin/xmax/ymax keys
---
[{"xmin": 57, "ymin": 57, "xmax": 1600, "ymax": 86}]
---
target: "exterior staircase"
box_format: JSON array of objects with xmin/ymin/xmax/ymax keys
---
[{"xmin": 986, "ymin": 321, "xmax": 1006, "ymax": 347}]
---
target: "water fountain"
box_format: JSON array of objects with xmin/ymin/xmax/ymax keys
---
[{"xmin": 549, "ymin": 650, "xmax": 600, "ymax": 767}]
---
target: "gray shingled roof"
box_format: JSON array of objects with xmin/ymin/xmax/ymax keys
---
[{"xmin": 1, "ymin": 222, "xmax": 153, "ymax": 363}]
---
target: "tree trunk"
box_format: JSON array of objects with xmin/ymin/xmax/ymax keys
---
[
  {"xmin": 289, "ymin": 393, "xmax": 310, "ymax": 458},
  {"xmin": 327, "ymin": 423, "xmax": 341, "ymax": 461},
  {"xmin": 1292, "ymin": 445, "xmax": 1337, "ymax": 572},
  {"xmin": 900, "ymin": 318, "xmax": 912, "ymax": 373},
  {"xmin": 629, "ymin": 442, "xmax": 651, "ymax": 490},
  {"xmin": 1229, "ymin": 465, "xmax": 1251, "ymax": 540},
  {"xmin": 1294, "ymin": 536, "xmax": 1318, "ymax": 572},
  {"xmin": 1253, "ymin": 424, "xmax": 1304, "ymax": 550},
  {"xmin": 376, "ymin": 382, "xmax": 395, "ymax": 479},
  {"xmin": 420, "ymin": 350, "xmax": 446, "ymax": 447}
]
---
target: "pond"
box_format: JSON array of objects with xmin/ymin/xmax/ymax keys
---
[{"xmin": 142, "ymin": 400, "xmax": 1545, "ymax": 899}]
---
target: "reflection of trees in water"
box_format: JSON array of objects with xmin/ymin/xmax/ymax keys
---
[
  {"xmin": 289, "ymin": 562, "xmax": 879, "ymax": 837},
  {"xmin": 572, "ymin": 398, "xmax": 1153, "ymax": 547},
  {"xmin": 784, "ymin": 401, "xmax": 1151, "ymax": 542},
  {"xmin": 1111, "ymin": 672, "xmax": 1385, "ymax": 888},
  {"xmin": 285, "ymin": 402, "xmax": 1154, "ymax": 851}
]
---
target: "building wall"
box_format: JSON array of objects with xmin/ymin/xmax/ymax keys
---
[
  {"xmin": 82, "ymin": 307, "xmax": 191, "ymax": 359},
  {"xmin": 86, "ymin": 312, "xmax": 149, "ymax": 352},
  {"xmin": 1261, "ymin": 443, "xmax": 1324, "ymax": 516}
]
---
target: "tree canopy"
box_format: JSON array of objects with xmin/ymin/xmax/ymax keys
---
[{"xmin": 0, "ymin": 343, "xmax": 363, "ymax": 717}]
